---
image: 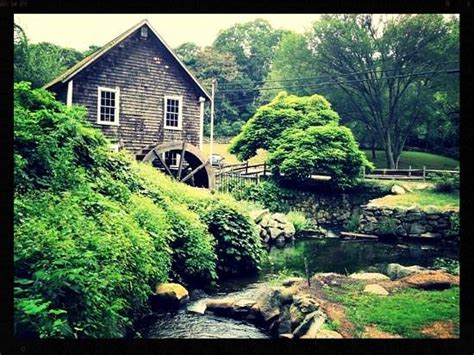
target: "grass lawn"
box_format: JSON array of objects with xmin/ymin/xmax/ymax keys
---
[
  {"xmin": 202, "ymin": 143, "xmax": 268, "ymax": 165},
  {"xmin": 323, "ymin": 282, "xmax": 459, "ymax": 338},
  {"xmin": 370, "ymin": 190, "xmax": 459, "ymax": 211},
  {"xmin": 202, "ymin": 143, "xmax": 458, "ymax": 170},
  {"xmin": 363, "ymin": 150, "xmax": 459, "ymax": 170}
]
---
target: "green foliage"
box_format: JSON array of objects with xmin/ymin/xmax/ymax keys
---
[
  {"xmin": 433, "ymin": 257, "xmax": 459, "ymax": 275},
  {"xmin": 375, "ymin": 217, "xmax": 398, "ymax": 236},
  {"xmin": 323, "ymin": 283, "xmax": 459, "ymax": 338},
  {"xmin": 14, "ymin": 84, "xmax": 264, "ymax": 337},
  {"xmin": 432, "ymin": 172, "xmax": 459, "ymax": 193},
  {"xmin": 268, "ymin": 125, "xmax": 373, "ymax": 189},
  {"xmin": 229, "ymin": 91, "xmax": 339, "ymax": 161},
  {"xmin": 344, "ymin": 212, "xmax": 361, "ymax": 232},
  {"xmin": 449, "ymin": 214, "xmax": 460, "ymax": 236},
  {"xmin": 286, "ymin": 211, "xmax": 310, "ymax": 233},
  {"xmin": 202, "ymin": 203, "xmax": 264, "ymax": 277}
]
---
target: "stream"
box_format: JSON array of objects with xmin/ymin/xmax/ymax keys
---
[{"xmin": 141, "ymin": 236, "xmax": 458, "ymax": 339}]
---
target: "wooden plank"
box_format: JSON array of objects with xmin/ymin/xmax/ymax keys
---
[
  {"xmin": 177, "ymin": 142, "xmax": 186, "ymax": 180},
  {"xmin": 152, "ymin": 149, "xmax": 174, "ymax": 178},
  {"xmin": 340, "ymin": 232, "xmax": 379, "ymax": 240},
  {"xmin": 181, "ymin": 160, "xmax": 210, "ymax": 183}
]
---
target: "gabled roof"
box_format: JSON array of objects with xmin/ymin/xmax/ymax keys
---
[{"xmin": 43, "ymin": 19, "xmax": 211, "ymax": 101}]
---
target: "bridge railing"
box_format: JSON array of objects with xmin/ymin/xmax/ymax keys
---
[{"xmin": 362, "ymin": 166, "xmax": 459, "ymax": 181}]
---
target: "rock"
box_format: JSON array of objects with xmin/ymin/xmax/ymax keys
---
[
  {"xmin": 189, "ymin": 288, "xmax": 208, "ymax": 301},
  {"xmin": 289, "ymin": 295, "xmax": 319, "ymax": 328},
  {"xmin": 273, "ymin": 213, "xmax": 288, "ymax": 224},
  {"xmin": 260, "ymin": 214, "xmax": 272, "ymax": 228},
  {"xmin": 283, "ymin": 222, "xmax": 296, "ymax": 238},
  {"xmin": 186, "ymin": 299, "xmax": 207, "ymax": 314},
  {"xmin": 294, "ymin": 310, "xmax": 326, "ymax": 338},
  {"xmin": 386, "ymin": 263, "xmax": 426, "ymax": 279},
  {"xmin": 349, "ymin": 272, "xmax": 390, "ymax": 281},
  {"xmin": 253, "ymin": 289, "xmax": 281, "ymax": 324},
  {"xmin": 420, "ymin": 232, "xmax": 441, "ymax": 239},
  {"xmin": 205, "ymin": 298, "xmax": 236, "ymax": 316},
  {"xmin": 276, "ymin": 306, "xmax": 292, "ymax": 334},
  {"xmin": 401, "ymin": 271, "xmax": 459, "ymax": 290},
  {"xmin": 391, "ymin": 185, "xmax": 406, "ymax": 195},
  {"xmin": 400, "ymin": 184, "xmax": 414, "ymax": 193},
  {"xmin": 269, "ymin": 227, "xmax": 284, "ymax": 239},
  {"xmin": 326, "ymin": 229, "xmax": 339, "ymax": 238},
  {"xmin": 279, "ymin": 333, "xmax": 293, "ymax": 339},
  {"xmin": 275, "ymin": 235, "xmax": 286, "ymax": 248},
  {"xmin": 279, "ymin": 287, "xmax": 297, "ymax": 304},
  {"xmin": 282, "ymin": 277, "xmax": 304, "ymax": 287},
  {"xmin": 151, "ymin": 283, "xmax": 189, "ymax": 310},
  {"xmin": 405, "ymin": 213, "xmax": 424, "ymax": 222},
  {"xmin": 250, "ymin": 209, "xmax": 270, "ymax": 224},
  {"xmin": 363, "ymin": 284, "xmax": 389, "ymax": 296},
  {"xmin": 408, "ymin": 223, "xmax": 426, "ymax": 235},
  {"xmin": 313, "ymin": 329, "xmax": 343, "ymax": 339}
]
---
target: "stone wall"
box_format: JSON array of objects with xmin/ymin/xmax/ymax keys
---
[
  {"xmin": 358, "ymin": 204, "xmax": 459, "ymax": 240},
  {"xmin": 280, "ymin": 191, "xmax": 384, "ymax": 227}
]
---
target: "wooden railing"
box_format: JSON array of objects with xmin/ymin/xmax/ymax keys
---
[{"xmin": 362, "ymin": 166, "xmax": 459, "ymax": 181}]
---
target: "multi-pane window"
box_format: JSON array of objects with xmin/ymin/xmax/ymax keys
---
[
  {"xmin": 164, "ymin": 96, "xmax": 182, "ymax": 129},
  {"xmin": 164, "ymin": 152, "xmax": 179, "ymax": 167},
  {"xmin": 97, "ymin": 87, "xmax": 119, "ymax": 125}
]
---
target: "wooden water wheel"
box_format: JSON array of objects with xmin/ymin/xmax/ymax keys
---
[{"xmin": 136, "ymin": 141, "xmax": 214, "ymax": 189}]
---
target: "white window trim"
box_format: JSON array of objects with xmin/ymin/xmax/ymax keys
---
[
  {"xmin": 97, "ymin": 86, "xmax": 120, "ymax": 126},
  {"xmin": 163, "ymin": 95, "xmax": 183, "ymax": 130}
]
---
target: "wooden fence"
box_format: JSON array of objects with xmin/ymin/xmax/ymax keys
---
[
  {"xmin": 215, "ymin": 162, "xmax": 459, "ymax": 192},
  {"xmin": 362, "ymin": 166, "xmax": 460, "ymax": 181}
]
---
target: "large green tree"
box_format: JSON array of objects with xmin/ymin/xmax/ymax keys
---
[{"xmin": 265, "ymin": 14, "xmax": 459, "ymax": 168}]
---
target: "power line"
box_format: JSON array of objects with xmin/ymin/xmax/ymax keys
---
[
  {"xmin": 217, "ymin": 68, "xmax": 459, "ymax": 94},
  {"xmin": 217, "ymin": 61, "xmax": 459, "ymax": 88}
]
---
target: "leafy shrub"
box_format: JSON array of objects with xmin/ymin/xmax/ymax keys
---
[
  {"xmin": 375, "ymin": 217, "xmax": 398, "ymax": 236},
  {"xmin": 433, "ymin": 257, "xmax": 459, "ymax": 275},
  {"xmin": 343, "ymin": 212, "xmax": 361, "ymax": 232},
  {"xmin": 202, "ymin": 203, "xmax": 264, "ymax": 277},
  {"xmin": 14, "ymin": 189, "xmax": 161, "ymax": 338},
  {"xmin": 268, "ymin": 125, "xmax": 373, "ymax": 189},
  {"xmin": 432, "ymin": 172, "xmax": 459, "ymax": 193},
  {"xmin": 286, "ymin": 211, "xmax": 310, "ymax": 233},
  {"xmin": 229, "ymin": 91, "xmax": 339, "ymax": 161}
]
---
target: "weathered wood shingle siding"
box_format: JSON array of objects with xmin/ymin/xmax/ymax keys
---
[{"xmin": 52, "ymin": 28, "xmax": 203, "ymax": 153}]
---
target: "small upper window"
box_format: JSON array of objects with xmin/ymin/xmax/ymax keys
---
[
  {"xmin": 164, "ymin": 95, "xmax": 182, "ymax": 130},
  {"xmin": 97, "ymin": 87, "xmax": 120, "ymax": 125}
]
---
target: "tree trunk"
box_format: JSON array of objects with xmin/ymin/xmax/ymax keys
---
[
  {"xmin": 371, "ymin": 137, "xmax": 376, "ymax": 160},
  {"xmin": 385, "ymin": 130, "xmax": 396, "ymax": 169}
]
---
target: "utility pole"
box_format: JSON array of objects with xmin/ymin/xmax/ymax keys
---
[{"xmin": 209, "ymin": 78, "xmax": 216, "ymax": 162}]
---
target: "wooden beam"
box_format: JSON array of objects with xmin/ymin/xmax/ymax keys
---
[
  {"xmin": 153, "ymin": 149, "xmax": 174, "ymax": 178},
  {"xmin": 177, "ymin": 142, "xmax": 186, "ymax": 180},
  {"xmin": 181, "ymin": 160, "xmax": 210, "ymax": 183},
  {"xmin": 340, "ymin": 232, "xmax": 378, "ymax": 240}
]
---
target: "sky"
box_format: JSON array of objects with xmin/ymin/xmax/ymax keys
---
[{"xmin": 14, "ymin": 14, "xmax": 325, "ymax": 51}]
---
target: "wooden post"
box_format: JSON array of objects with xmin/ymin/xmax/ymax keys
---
[
  {"xmin": 408, "ymin": 165, "xmax": 412, "ymax": 178},
  {"xmin": 362, "ymin": 166, "xmax": 366, "ymax": 178},
  {"xmin": 383, "ymin": 168, "xmax": 386, "ymax": 176},
  {"xmin": 423, "ymin": 166, "xmax": 426, "ymax": 182},
  {"xmin": 245, "ymin": 161, "xmax": 248, "ymax": 175},
  {"xmin": 263, "ymin": 162, "xmax": 267, "ymax": 177},
  {"xmin": 304, "ymin": 257, "xmax": 311, "ymax": 287}
]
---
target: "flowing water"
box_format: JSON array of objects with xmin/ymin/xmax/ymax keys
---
[{"xmin": 142, "ymin": 236, "xmax": 458, "ymax": 339}]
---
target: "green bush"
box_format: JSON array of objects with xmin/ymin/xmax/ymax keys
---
[
  {"xmin": 202, "ymin": 203, "xmax": 264, "ymax": 277},
  {"xmin": 375, "ymin": 217, "xmax": 398, "ymax": 236},
  {"xmin": 343, "ymin": 212, "xmax": 361, "ymax": 232},
  {"xmin": 14, "ymin": 83, "xmax": 264, "ymax": 338},
  {"xmin": 286, "ymin": 211, "xmax": 310, "ymax": 233},
  {"xmin": 268, "ymin": 125, "xmax": 373, "ymax": 189},
  {"xmin": 432, "ymin": 172, "xmax": 459, "ymax": 193}
]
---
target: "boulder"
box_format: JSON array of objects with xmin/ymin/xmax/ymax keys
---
[
  {"xmin": 260, "ymin": 214, "xmax": 272, "ymax": 228},
  {"xmin": 400, "ymin": 271, "xmax": 459, "ymax": 290},
  {"xmin": 386, "ymin": 263, "xmax": 426, "ymax": 279},
  {"xmin": 363, "ymin": 284, "xmax": 389, "ymax": 296},
  {"xmin": 151, "ymin": 283, "xmax": 189, "ymax": 310},
  {"xmin": 276, "ymin": 306, "xmax": 292, "ymax": 335},
  {"xmin": 283, "ymin": 222, "xmax": 296, "ymax": 239},
  {"xmin": 273, "ymin": 213, "xmax": 288, "ymax": 224},
  {"xmin": 205, "ymin": 298, "xmax": 236, "ymax": 317},
  {"xmin": 269, "ymin": 227, "xmax": 284, "ymax": 239},
  {"xmin": 279, "ymin": 287, "xmax": 297, "ymax": 304},
  {"xmin": 279, "ymin": 333, "xmax": 293, "ymax": 339},
  {"xmin": 250, "ymin": 209, "xmax": 270, "ymax": 224},
  {"xmin": 391, "ymin": 185, "xmax": 406, "ymax": 195},
  {"xmin": 186, "ymin": 299, "xmax": 207, "ymax": 314},
  {"xmin": 253, "ymin": 289, "xmax": 281, "ymax": 324},
  {"xmin": 294, "ymin": 310, "xmax": 326, "ymax": 338},
  {"xmin": 349, "ymin": 272, "xmax": 390, "ymax": 281},
  {"xmin": 289, "ymin": 295, "xmax": 319, "ymax": 328},
  {"xmin": 408, "ymin": 223, "xmax": 426, "ymax": 235}
]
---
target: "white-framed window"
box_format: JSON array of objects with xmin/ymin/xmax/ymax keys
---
[
  {"xmin": 164, "ymin": 151, "xmax": 180, "ymax": 168},
  {"xmin": 97, "ymin": 86, "xmax": 120, "ymax": 125},
  {"xmin": 164, "ymin": 95, "xmax": 182, "ymax": 130}
]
